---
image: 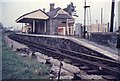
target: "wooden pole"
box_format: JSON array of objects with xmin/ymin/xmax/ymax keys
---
[
  {"xmin": 101, "ymin": 8, "xmax": 103, "ymax": 29},
  {"xmin": 110, "ymin": 0, "xmax": 115, "ymax": 32},
  {"xmin": 83, "ymin": 0, "xmax": 86, "ymax": 38},
  {"xmin": 58, "ymin": 61, "xmax": 63, "ymax": 81}
]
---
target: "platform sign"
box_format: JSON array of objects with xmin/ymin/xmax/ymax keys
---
[{"xmin": 58, "ymin": 27, "xmax": 66, "ymax": 35}]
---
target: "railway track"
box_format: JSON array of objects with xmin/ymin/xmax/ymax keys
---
[{"xmin": 8, "ymin": 34, "xmax": 120, "ymax": 79}]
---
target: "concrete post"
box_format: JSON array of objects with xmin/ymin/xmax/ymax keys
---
[
  {"xmin": 33, "ymin": 20, "xmax": 35, "ymax": 33},
  {"xmin": 71, "ymin": 26, "xmax": 72, "ymax": 35},
  {"xmin": 66, "ymin": 19, "xmax": 68, "ymax": 35},
  {"xmin": 44, "ymin": 20, "xmax": 47, "ymax": 33}
]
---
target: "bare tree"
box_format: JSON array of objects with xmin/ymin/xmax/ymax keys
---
[
  {"xmin": 64, "ymin": 2, "xmax": 78, "ymax": 17},
  {"xmin": 0, "ymin": 22, "xmax": 3, "ymax": 29}
]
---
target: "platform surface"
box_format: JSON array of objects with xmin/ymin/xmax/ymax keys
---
[{"xmin": 17, "ymin": 33, "xmax": 120, "ymax": 61}]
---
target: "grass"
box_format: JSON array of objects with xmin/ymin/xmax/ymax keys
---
[{"xmin": 2, "ymin": 32, "xmax": 50, "ymax": 79}]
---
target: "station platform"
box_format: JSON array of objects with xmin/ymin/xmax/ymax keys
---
[
  {"xmin": 17, "ymin": 33, "xmax": 120, "ymax": 61},
  {"xmin": 69, "ymin": 36, "xmax": 120, "ymax": 61}
]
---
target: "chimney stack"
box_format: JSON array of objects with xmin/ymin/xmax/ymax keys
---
[
  {"xmin": 43, "ymin": 8, "xmax": 45, "ymax": 12},
  {"xmin": 50, "ymin": 3, "xmax": 55, "ymax": 11}
]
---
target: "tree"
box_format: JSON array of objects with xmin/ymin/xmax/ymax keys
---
[
  {"xmin": 64, "ymin": 2, "xmax": 78, "ymax": 17},
  {"xmin": 0, "ymin": 22, "xmax": 3, "ymax": 29}
]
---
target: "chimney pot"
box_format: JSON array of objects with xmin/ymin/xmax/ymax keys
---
[
  {"xmin": 43, "ymin": 8, "xmax": 45, "ymax": 12},
  {"xmin": 50, "ymin": 3, "xmax": 55, "ymax": 11}
]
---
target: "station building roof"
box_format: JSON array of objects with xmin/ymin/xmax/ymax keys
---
[
  {"xmin": 16, "ymin": 9, "xmax": 49, "ymax": 23},
  {"xmin": 47, "ymin": 7, "xmax": 73, "ymax": 19}
]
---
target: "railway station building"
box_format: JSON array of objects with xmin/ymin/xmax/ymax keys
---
[
  {"xmin": 16, "ymin": 9, "xmax": 49, "ymax": 34},
  {"xmin": 47, "ymin": 3, "xmax": 75, "ymax": 35},
  {"xmin": 16, "ymin": 3, "xmax": 75, "ymax": 36}
]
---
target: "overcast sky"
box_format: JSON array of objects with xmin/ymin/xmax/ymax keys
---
[{"xmin": 0, "ymin": 0, "xmax": 119, "ymax": 29}]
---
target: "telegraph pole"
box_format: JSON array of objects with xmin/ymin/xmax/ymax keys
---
[
  {"xmin": 101, "ymin": 8, "xmax": 103, "ymax": 29},
  {"xmin": 83, "ymin": 0, "xmax": 90, "ymax": 38},
  {"xmin": 83, "ymin": 0, "xmax": 87, "ymax": 38},
  {"xmin": 110, "ymin": 0, "xmax": 115, "ymax": 32}
]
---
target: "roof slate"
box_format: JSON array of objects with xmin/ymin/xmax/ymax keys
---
[
  {"xmin": 47, "ymin": 7, "xmax": 61, "ymax": 18},
  {"xmin": 55, "ymin": 14, "xmax": 73, "ymax": 19},
  {"xmin": 47, "ymin": 7, "xmax": 73, "ymax": 19}
]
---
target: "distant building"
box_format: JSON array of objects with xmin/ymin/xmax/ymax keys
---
[
  {"xmin": 75, "ymin": 23, "xmax": 83, "ymax": 37},
  {"xmin": 9, "ymin": 27, "xmax": 14, "ymax": 31},
  {"xmin": 22, "ymin": 25, "xmax": 31, "ymax": 33},
  {"xmin": 16, "ymin": 9, "xmax": 49, "ymax": 34},
  {"xmin": 87, "ymin": 23, "xmax": 108, "ymax": 33},
  {"xmin": 16, "ymin": 3, "xmax": 75, "ymax": 36}
]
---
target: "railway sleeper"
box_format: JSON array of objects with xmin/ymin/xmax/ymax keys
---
[
  {"xmin": 60, "ymin": 53, "xmax": 120, "ymax": 77},
  {"xmin": 25, "ymin": 42, "xmax": 120, "ymax": 78},
  {"xmin": 102, "ymin": 75, "xmax": 119, "ymax": 79}
]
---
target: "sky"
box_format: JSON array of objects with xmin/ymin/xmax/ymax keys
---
[{"xmin": 0, "ymin": 0, "xmax": 119, "ymax": 30}]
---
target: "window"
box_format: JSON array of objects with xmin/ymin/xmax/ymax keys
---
[{"xmin": 62, "ymin": 22, "xmax": 66, "ymax": 24}]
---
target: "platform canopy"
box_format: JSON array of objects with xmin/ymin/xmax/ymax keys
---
[{"xmin": 16, "ymin": 9, "xmax": 49, "ymax": 23}]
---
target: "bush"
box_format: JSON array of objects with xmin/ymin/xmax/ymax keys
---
[{"xmin": 2, "ymin": 33, "xmax": 50, "ymax": 79}]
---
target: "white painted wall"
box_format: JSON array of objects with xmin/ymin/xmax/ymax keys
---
[{"xmin": 75, "ymin": 23, "xmax": 82, "ymax": 36}]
